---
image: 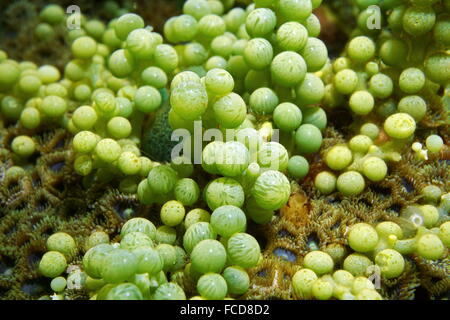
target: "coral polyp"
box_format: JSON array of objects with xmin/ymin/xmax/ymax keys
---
[{"xmin": 0, "ymin": 0, "xmax": 448, "ymax": 301}]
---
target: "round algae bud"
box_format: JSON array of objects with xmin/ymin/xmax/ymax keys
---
[
  {"xmin": 46, "ymin": 232, "xmax": 76, "ymax": 257},
  {"xmin": 197, "ymin": 273, "xmax": 228, "ymax": 300},
  {"xmin": 292, "ymin": 268, "xmax": 317, "ymax": 299},
  {"xmin": 222, "ymin": 266, "xmax": 250, "ymax": 295},
  {"xmin": 416, "ymin": 234, "xmax": 445, "ymax": 260},
  {"xmin": 227, "ymin": 233, "xmax": 261, "ymax": 269},
  {"xmin": 362, "ymin": 157, "xmax": 388, "ymax": 182},
  {"xmin": 11, "ymin": 135, "xmax": 35, "ymax": 158},
  {"xmin": 351, "ymin": 276, "xmax": 375, "ymax": 295},
  {"xmin": 311, "ymin": 278, "xmax": 333, "ymax": 300},
  {"xmin": 120, "ymin": 232, "xmax": 153, "ymax": 250},
  {"xmin": 325, "ymin": 145, "xmax": 352, "ymax": 171},
  {"xmin": 375, "ymin": 249, "xmax": 405, "ymax": 279},
  {"xmin": 302, "ymin": 251, "xmax": 334, "ymax": 276},
  {"xmin": 439, "ymin": 222, "xmax": 450, "ymax": 247},
  {"xmin": 39, "ymin": 251, "xmax": 67, "ymax": 278},
  {"xmin": 383, "ymin": 113, "xmax": 416, "ymax": 140},
  {"xmin": 375, "ymin": 222, "xmax": 403, "ymax": 239},
  {"xmin": 336, "ymin": 171, "xmax": 365, "ymax": 196},
  {"xmin": 314, "ymin": 171, "xmax": 337, "ymax": 195},
  {"xmin": 332, "ymin": 270, "xmax": 354, "ymax": 287},
  {"xmin": 419, "ymin": 205, "xmax": 439, "ymax": 228},
  {"xmin": 184, "ymin": 209, "xmax": 211, "ymax": 230},
  {"xmin": 347, "ymin": 223, "xmax": 379, "ymax": 253},
  {"xmin": 191, "ymin": 239, "xmax": 227, "ymax": 274},
  {"xmin": 121, "ymin": 218, "xmax": 156, "ymax": 240},
  {"xmin": 343, "ymin": 253, "xmax": 373, "ymax": 276},
  {"xmin": 161, "ymin": 200, "xmax": 186, "ymax": 227}
]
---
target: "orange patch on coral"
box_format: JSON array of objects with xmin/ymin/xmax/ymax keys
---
[{"xmin": 280, "ymin": 192, "xmax": 310, "ymax": 229}]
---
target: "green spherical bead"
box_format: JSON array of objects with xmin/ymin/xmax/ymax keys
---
[
  {"xmin": 83, "ymin": 244, "xmax": 115, "ymax": 279},
  {"xmin": 72, "ymin": 106, "xmax": 98, "ymax": 130},
  {"xmin": 325, "ymin": 145, "xmax": 353, "ymax": 171},
  {"xmin": 227, "ymin": 233, "xmax": 260, "ymax": 269},
  {"xmin": 375, "ymin": 249, "xmax": 405, "ymax": 279},
  {"xmin": 245, "ymin": 8, "xmax": 276, "ymax": 37},
  {"xmin": 314, "ymin": 171, "xmax": 337, "ymax": 195},
  {"xmin": 343, "ymin": 253, "xmax": 373, "ymax": 277},
  {"xmin": 183, "ymin": 222, "xmax": 217, "ymax": 254},
  {"xmin": 191, "ymin": 239, "xmax": 227, "ymax": 274},
  {"xmin": 106, "ymin": 283, "xmax": 144, "ymax": 300},
  {"xmin": 349, "ymin": 135, "xmax": 373, "ymax": 154},
  {"xmin": 292, "ymin": 268, "xmax": 318, "ymax": 299},
  {"xmin": 95, "ymin": 138, "xmax": 122, "ymax": 163},
  {"xmin": 349, "ymin": 91, "xmax": 374, "ymax": 115},
  {"xmin": 312, "ymin": 278, "xmax": 333, "ymax": 300},
  {"xmin": 336, "ymin": 171, "xmax": 365, "ymax": 196},
  {"xmin": 211, "ymin": 205, "xmax": 247, "ymax": 238},
  {"xmin": 50, "ymin": 277, "xmax": 67, "ymax": 293},
  {"xmin": 276, "ymin": 22, "xmax": 308, "ymax": 52},
  {"xmin": 120, "ymin": 231, "xmax": 153, "ymax": 250},
  {"xmin": 161, "ymin": 200, "xmax": 185, "ymax": 227},
  {"xmin": 347, "ymin": 223, "xmax": 379, "ymax": 253},
  {"xmin": 271, "ymin": 51, "xmax": 307, "ymax": 87},
  {"xmin": 153, "ymin": 282, "xmax": 186, "ymax": 300},
  {"xmin": 347, "ymin": 36, "xmax": 375, "ymax": 63},
  {"xmin": 222, "ymin": 266, "xmax": 249, "ymax": 295},
  {"xmin": 114, "ymin": 13, "xmax": 145, "ymax": 41},
  {"xmin": 402, "ymin": 6, "xmax": 436, "ymax": 36},
  {"xmin": 287, "ymin": 156, "xmax": 309, "ymax": 180},
  {"xmin": 108, "ymin": 49, "xmax": 135, "ymax": 78},
  {"xmin": 174, "ymin": 178, "xmax": 200, "ymax": 206},
  {"xmin": 362, "ymin": 157, "xmax": 387, "ymax": 182},
  {"xmin": 197, "ymin": 273, "xmax": 228, "ymax": 300},
  {"xmin": 301, "ymin": 38, "xmax": 328, "ymax": 72},
  {"xmin": 155, "ymin": 226, "xmax": 177, "ymax": 245},
  {"xmin": 147, "ymin": 165, "xmax": 178, "ymax": 194},
  {"xmin": 133, "ymin": 246, "xmax": 164, "ymax": 275},
  {"xmin": 383, "ymin": 113, "xmax": 416, "ymax": 140},
  {"xmin": 424, "ymin": 53, "xmax": 450, "ymax": 84},
  {"xmin": 426, "ymin": 135, "xmax": 444, "ymax": 153},
  {"xmin": 273, "ymin": 102, "xmax": 302, "ymax": 133},
  {"xmin": 279, "ymin": 0, "xmax": 312, "ymax": 21},
  {"xmin": 101, "ymin": 249, "xmax": 138, "ymax": 284},
  {"xmin": 72, "ymin": 36, "xmax": 97, "ymax": 59},
  {"xmin": 46, "ymin": 232, "xmax": 76, "ymax": 257},
  {"xmin": 20, "ymin": 107, "xmax": 41, "ymax": 129},
  {"xmin": 399, "ymin": 68, "xmax": 425, "ymax": 94},
  {"xmin": 243, "ymin": 38, "xmax": 273, "ymax": 71},
  {"xmin": 397, "ymin": 96, "xmax": 427, "ymax": 122},
  {"xmin": 120, "ymin": 218, "xmax": 156, "ymax": 240},
  {"xmin": 184, "ymin": 209, "xmax": 211, "ymax": 230},
  {"xmin": 295, "ymin": 124, "xmax": 323, "ymax": 154},
  {"xmin": 41, "ymin": 95, "xmax": 67, "ymax": 118},
  {"xmin": 213, "ymin": 93, "xmax": 247, "ymax": 129},
  {"xmin": 416, "ymin": 234, "xmax": 445, "ymax": 260},
  {"xmin": 39, "ymin": 251, "xmax": 67, "ymax": 278},
  {"xmin": 369, "ymin": 73, "xmax": 393, "ymax": 99},
  {"xmin": 251, "ymin": 170, "xmax": 291, "ymax": 211},
  {"xmin": 303, "ymin": 251, "xmax": 334, "ymax": 276},
  {"xmin": 11, "ymin": 135, "xmax": 35, "ymax": 157},
  {"xmin": 334, "ymin": 69, "xmax": 358, "ymax": 95},
  {"xmin": 86, "ymin": 231, "xmax": 109, "ymax": 251},
  {"xmin": 296, "ymin": 73, "xmax": 325, "ymax": 106},
  {"xmin": 302, "ymin": 107, "xmax": 327, "ymax": 131}
]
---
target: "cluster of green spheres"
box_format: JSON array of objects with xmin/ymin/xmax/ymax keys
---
[
  {"xmin": 40, "ymin": 215, "xmax": 259, "ymax": 300},
  {"xmin": 1, "ymin": 0, "xmax": 448, "ymax": 301}
]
